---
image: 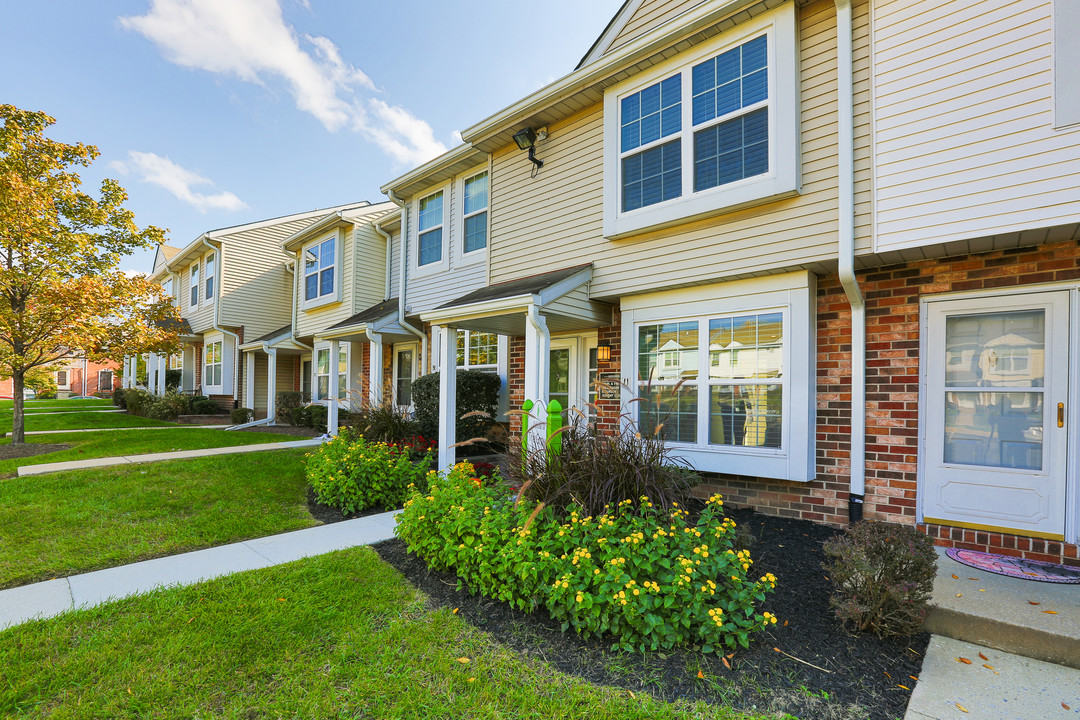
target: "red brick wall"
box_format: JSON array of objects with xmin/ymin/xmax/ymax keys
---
[
  {"xmin": 595, "ymin": 315, "xmax": 622, "ymax": 436},
  {"xmin": 693, "ymin": 240, "xmax": 1080, "ymax": 564},
  {"xmin": 508, "ymin": 336, "xmax": 526, "ymax": 434}
]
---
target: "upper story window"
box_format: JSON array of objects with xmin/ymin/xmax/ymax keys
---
[
  {"xmin": 603, "ymin": 3, "xmax": 798, "ymax": 239},
  {"xmin": 204, "ymin": 252, "xmax": 216, "ymax": 302},
  {"xmin": 56, "ymin": 369, "xmax": 69, "ymax": 388},
  {"xmin": 457, "ymin": 330, "xmax": 499, "ymax": 371},
  {"xmin": 161, "ymin": 278, "xmax": 173, "ymax": 304},
  {"xmin": 303, "ymin": 235, "xmax": 336, "ymax": 304},
  {"xmin": 189, "ymin": 262, "xmax": 199, "ymax": 307},
  {"xmin": 417, "ymin": 190, "xmax": 444, "ymax": 267},
  {"xmin": 462, "ymin": 172, "xmax": 488, "ymax": 254}
]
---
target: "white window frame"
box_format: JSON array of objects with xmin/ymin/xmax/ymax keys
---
[
  {"xmin": 56, "ymin": 369, "xmax": 70, "ymax": 389},
  {"xmin": 620, "ymin": 271, "xmax": 815, "ymax": 481},
  {"xmin": 314, "ymin": 347, "xmax": 331, "ymax": 402},
  {"xmin": 161, "ymin": 278, "xmax": 173, "ymax": 305},
  {"xmin": 203, "ymin": 339, "xmax": 224, "ymax": 394},
  {"xmin": 412, "ymin": 184, "xmax": 450, "ymax": 277},
  {"xmin": 313, "ymin": 342, "xmax": 351, "ymax": 405},
  {"xmin": 602, "ymin": 2, "xmax": 799, "ymax": 239},
  {"xmin": 456, "ymin": 169, "xmax": 489, "ymax": 266},
  {"xmin": 393, "ymin": 343, "xmax": 419, "ymax": 409},
  {"xmin": 456, "ymin": 330, "xmax": 500, "ymax": 372},
  {"xmin": 204, "ymin": 251, "xmax": 216, "ymax": 305},
  {"xmin": 168, "ymin": 353, "xmax": 183, "ymax": 371},
  {"xmin": 189, "ymin": 261, "xmax": 200, "ymax": 308},
  {"xmin": 300, "ymin": 231, "xmax": 342, "ymax": 311}
]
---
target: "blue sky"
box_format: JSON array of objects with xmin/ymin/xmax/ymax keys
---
[{"xmin": 1, "ymin": 0, "xmax": 622, "ymax": 274}]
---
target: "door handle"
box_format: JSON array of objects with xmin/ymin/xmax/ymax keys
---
[{"xmin": 1058, "ymin": 402, "xmax": 1064, "ymax": 428}]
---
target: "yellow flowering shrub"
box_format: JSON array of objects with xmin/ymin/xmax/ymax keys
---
[
  {"xmin": 397, "ymin": 466, "xmax": 777, "ymax": 653},
  {"xmin": 306, "ymin": 434, "xmax": 432, "ymax": 514}
]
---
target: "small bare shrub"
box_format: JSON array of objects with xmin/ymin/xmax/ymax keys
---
[{"xmin": 823, "ymin": 521, "xmax": 937, "ymax": 638}]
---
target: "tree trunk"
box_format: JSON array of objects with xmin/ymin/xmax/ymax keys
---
[{"xmin": 11, "ymin": 369, "xmax": 25, "ymax": 445}]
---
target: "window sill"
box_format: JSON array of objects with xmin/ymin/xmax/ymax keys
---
[
  {"xmin": 413, "ymin": 259, "xmax": 450, "ymax": 279},
  {"xmin": 672, "ymin": 444, "xmax": 810, "ymax": 482},
  {"xmin": 301, "ymin": 296, "xmax": 341, "ymax": 312}
]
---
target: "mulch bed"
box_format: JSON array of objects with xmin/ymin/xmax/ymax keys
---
[
  {"xmin": 0, "ymin": 442, "xmax": 70, "ymax": 460},
  {"xmin": 372, "ymin": 506, "xmax": 929, "ymax": 720}
]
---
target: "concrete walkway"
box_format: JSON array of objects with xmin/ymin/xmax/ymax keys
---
[
  {"xmin": 16, "ymin": 437, "xmax": 323, "ymax": 476},
  {"xmin": 22, "ymin": 409, "xmax": 125, "ymax": 415},
  {"xmin": 25, "ymin": 425, "xmax": 226, "ymax": 436},
  {"xmin": 0, "ymin": 511, "xmax": 399, "ymax": 631},
  {"xmin": 904, "ymin": 548, "xmax": 1080, "ymax": 718}
]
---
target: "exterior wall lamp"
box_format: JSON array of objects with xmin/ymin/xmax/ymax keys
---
[
  {"xmin": 596, "ymin": 341, "xmax": 612, "ymax": 364},
  {"xmin": 513, "ymin": 127, "xmax": 546, "ymax": 169}
]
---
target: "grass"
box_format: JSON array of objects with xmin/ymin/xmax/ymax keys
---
[
  {"xmin": 0, "ymin": 448, "xmax": 317, "ymax": 589},
  {"xmin": 0, "ymin": 398, "xmax": 114, "ymax": 411},
  {"xmin": 0, "ymin": 548, "xmax": 763, "ymax": 719},
  {"xmin": 0, "ymin": 409, "xmax": 177, "ymax": 434},
  {"xmin": 0, "ymin": 426, "xmax": 297, "ymax": 476}
]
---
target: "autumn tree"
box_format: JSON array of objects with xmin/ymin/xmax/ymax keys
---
[{"xmin": 0, "ymin": 104, "xmax": 179, "ymax": 443}]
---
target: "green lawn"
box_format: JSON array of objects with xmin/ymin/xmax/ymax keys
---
[
  {"xmin": 0, "ymin": 398, "xmax": 113, "ymax": 410},
  {"xmin": 0, "ymin": 427, "xmax": 297, "ymax": 477},
  {"xmin": 0, "ymin": 548, "xmax": 757, "ymax": 719},
  {"xmin": 0, "ymin": 448, "xmax": 317, "ymax": 589},
  {"xmin": 0, "ymin": 409, "xmax": 177, "ymax": 434}
]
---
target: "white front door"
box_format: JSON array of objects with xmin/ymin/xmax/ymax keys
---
[{"xmin": 922, "ymin": 291, "xmax": 1069, "ymax": 540}]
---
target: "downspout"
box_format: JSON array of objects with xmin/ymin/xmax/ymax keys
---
[
  {"xmin": 386, "ymin": 189, "xmax": 430, "ymax": 372},
  {"xmin": 835, "ymin": 0, "xmax": 865, "ymax": 523},
  {"xmin": 201, "ymin": 236, "xmax": 241, "ymax": 407}
]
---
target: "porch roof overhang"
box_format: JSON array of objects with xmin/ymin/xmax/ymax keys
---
[
  {"xmin": 420, "ymin": 264, "xmax": 612, "ymax": 336},
  {"xmin": 239, "ymin": 324, "xmax": 309, "ymax": 354},
  {"xmin": 316, "ymin": 298, "xmax": 416, "ymax": 343}
]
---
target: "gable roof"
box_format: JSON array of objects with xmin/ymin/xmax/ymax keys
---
[
  {"xmin": 249, "ymin": 324, "xmax": 293, "ymax": 344},
  {"xmin": 326, "ymin": 298, "xmax": 400, "ymax": 331},
  {"xmin": 435, "ymin": 264, "xmax": 592, "ymax": 310},
  {"xmin": 578, "ymin": 0, "xmax": 709, "ymax": 69}
]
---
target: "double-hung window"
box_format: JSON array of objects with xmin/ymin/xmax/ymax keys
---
[
  {"xmin": 417, "ymin": 190, "xmax": 444, "ymax": 268},
  {"xmin": 315, "ymin": 348, "xmax": 330, "ymax": 400},
  {"xmin": 189, "ymin": 262, "xmax": 199, "ymax": 307},
  {"xmin": 461, "ymin": 172, "xmax": 488, "ymax": 255},
  {"xmin": 456, "ymin": 330, "xmax": 499, "ymax": 371},
  {"xmin": 204, "ymin": 341, "xmax": 222, "ymax": 388},
  {"xmin": 56, "ymin": 370, "xmax": 69, "ymax": 389},
  {"xmin": 337, "ymin": 345, "xmax": 348, "ymax": 401},
  {"xmin": 204, "ymin": 252, "xmax": 216, "ymax": 302},
  {"xmin": 604, "ymin": 3, "xmax": 797, "ymax": 238},
  {"xmin": 304, "ymin": 235, "xmax": 336, "ymax": 304}
]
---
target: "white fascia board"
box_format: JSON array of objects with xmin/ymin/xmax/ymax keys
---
[
  {"xmin": 419, "ymin": 294, "xmax": 539, "ymax": 326},
  {"xmin": 459, "ymin": 0, "xmax": 764, "ymax": 145},
  {"xmin": 379, "ymin": 144, "xmax": 480, "ymax": 196},
  {"xmin": 536, "ymin": 267, "xmax": 593, "ymax": 306}
]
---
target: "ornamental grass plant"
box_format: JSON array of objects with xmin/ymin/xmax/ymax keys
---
[{"xmin": 397, "ymin": 461, "xmax": 777, "ymax": 654}]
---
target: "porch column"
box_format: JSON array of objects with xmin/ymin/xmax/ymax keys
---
[
  {"xmin": 368, "ymin": 332, "xmax": 383, "ymax": 406},
  {"xmin": 266, "ymin": 348, "xmax": 277, "ymax": 423},
  {"xmin": 147, "ymin": 353, "xmax": 158, "ymax": 394},
  {"xmin": 244, "ymin": 351, "xmax": 255, "ymax": 410},
  {"xmin": 328, "ymin": 339, "xmax": 340, "ymax": 436},
  {"xmin": 156, "ymin": 354, "xmax": 167, "ymax": 394},
  {"xmin": 123, "ymin": 357, "xmax": 132, "ymax": 388},
  {"xmin": 523, "ymin": 307, "xmax": 550, "ymax": 449},
  {"xmin": 437, "ymin": 325, "xmax": 457, "ymax": 470}
]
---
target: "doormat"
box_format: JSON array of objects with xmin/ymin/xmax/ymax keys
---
[{"xmin": 945, "ymin": 548, "xmax": 1080, "ymax": 584}]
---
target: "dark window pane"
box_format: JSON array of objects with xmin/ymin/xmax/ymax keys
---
[
  {"xmin": 693, "ymin": 108, "xmax": 769, "ymax": 192},
  {"xmin": 320, "ymin": 267, "xmax": 334, "ymax": 296},
  {"xmin": 305, "ymin": 273, "xmax": 317, "ymax": 300},
  {"xmin": 419, "ymin": 228, "xmax": 442, "ymax": 265},
  {"xmin": 464, "ymin": 212, "xmax": 487, "ymax": 253}
]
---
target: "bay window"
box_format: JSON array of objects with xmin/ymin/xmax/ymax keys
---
[{"xmin": 604, "ymin": 3, "xmax": 798, "ymax": 238}]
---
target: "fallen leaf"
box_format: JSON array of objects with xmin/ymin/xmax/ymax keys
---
[
  {"xmin": 774, "ymin": 647, "xmax": 781, "ymax": 653},
  {"xmin": 783, "ymin": 620, "xmax": 788, "ymax": 627},
  {"xmin": 968, "ymin": 577, "xmax": 977, "ymax": 580},
  {"xmin": 908, "ymin": 648, "xmax": 922, "ymax": 656},
  {"xmin": 957, "ymin": 657, "xmax": 972, "ymax": 664},
  {"xmin": 978, "ymin": 652, "xmax": 988, "ymax": 661},
  {"xmin": 956, "ymin": 593, "xmax": 963, "ymax": 597},
  {"xmin": 1043, "ymin": 610, "xmax": 1059, "ymax": 615},
  {"xmin": 453, "ymin": 608, "xmax": 459, "ymax": 614},
  {"xmin": 909, "ymin": 675, "xmax": 919, "ymax": 682},
  {"xmin": 983, "ymin": 664, "xmax": 994, "ymax": 670},
  {"xmin": 1024, "ymin": 571, "xmax": 1039, "ymax": 576},
  {"xmin": 467, "ymin": 677, "xmax": 475, "ymax": 683},
  {"xmin": 1028, "ymin": 600, "xmax": 1041, "ymax": 605},
  {"xmin": 628, "ymin": 690, "xmax": 635, "ymax": 698},
  {"xmin": 978, "ymin": 588, "xmax": 986, "ymax": 592},
  {"xmin": 457, "ymin": 657, "xmax": 470, "ymax": 664},
  {"xmin": 952, "ymin": 574, "xmax": 959, "ymax": 579},
  {"xmin": 697, "ymin": 670, "xmax": 705, "ymax": 679},
  {"xmin": 187, "ymin": 617, "xmax": 194, "ymax": 624},
  {"xmin": 884, "ymin": 671, "xmax": 892, "ymax": 679},
  {"xmin": 722, "ymin": 657, "xmax": 731, "ymax": 670},
  {"xmin": 898, "ymin": 684, "xmax": 910, "ymax": 690},
  {"xmin": 277, "ymin": 598, "xmax": 286, "ymax": 602},
  {"xmin": 1063, "ymin": 702, "xmax": 1071, "ymax": 710},
  {"xmin": 127, "ymin": 688, "xmax": 133, "ymax": 696},
  {"xmin": 956, "ymin": 702, "xmax": 969, "ymax": 713},
  {"xmin": 726, "ymin": 654, "xmax": 734, "ymax": 659}
]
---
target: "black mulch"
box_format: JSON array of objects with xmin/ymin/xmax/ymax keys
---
[
  {"xmin": 0, "ymin": 442, "xmax": 70, "ymax": 460},
  {"xmin": 371, "ymin": 506, "xmax": 929, "ymax": 720}
]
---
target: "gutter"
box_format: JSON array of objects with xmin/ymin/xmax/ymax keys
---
[
  {"xmin": 385, "ymin": 189, "xmax": 430, "ymax": 373},
  {"xmin": 201, "ymin": 236, "xmax": 240, "ymax": 406},
  {"xmin": 834, "ymin": 0, "xmax": 866, "ymax": 523}
]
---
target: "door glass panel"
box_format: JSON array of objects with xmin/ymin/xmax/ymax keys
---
[
  {"xmin": 301, "ymin": 360, "xmax": 312, "ymax": 400},
  {"xmin": 549, "ymin": 348, "xmax": 571, "ymax": 420},
  {"xmin": 944, "ymin": 391, "xmax": 1043, "ymax": 470},
  {"xmin": 945, "ymin": 311, "xmax": 1045, "ymax": 388},
  {"xmin": 396, "ymin": 350, "xmax": 414, "ymax": 407}
]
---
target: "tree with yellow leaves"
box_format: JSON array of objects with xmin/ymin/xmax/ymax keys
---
[{"xmin": 0, "ymin": 104, "xmax": 180, "ymax": 443}]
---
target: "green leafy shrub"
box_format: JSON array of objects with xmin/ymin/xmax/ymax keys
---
[
  {"xmin": 412, "ymin": 370, "xmax": 501, "ymax": 450},
  {"xmin": 231, "ymin": 407, "xmax": 254, "ymax": 424},
  {"xmin": 123, "ymin": 388, "xmax": 155, "ymax": 416},
  {"xmin": 308, "ymin": 404, "xmax": 328, "ymax": 432},
  {"xmin": 822, "ymin": 521, "xmax": 937, "ymax": 638},
  {"xmin": 145, "ymin": 400, "xmax": 176, "ymax": 421},
  {"xmin": 291, "ymin": 404, "xmax": 312, "ymax": 428},
  {"xmin": 307, "ymin": 434, "xmax": 433, "ymax": 514},
  {"xmin": 164, "ymin": 369, "xmax": 182, "ymax": 390},
  {"xmin": 397, "ymin": 464, "xmax": 777, "ymax": 653},
  {"xmin": 112, "ymin": 388, "xmax": 126, "ymax": 408},
  {"xmin": 276, "ymin": 391, "xmax": 307, "ymax": 424},
  {"xmin": 191, "ymin": 398, "xmax": 221, "ymax": 415},
  {"xmin": 508, "ymin": 422, "xmax": 696, "ymax": 518}
]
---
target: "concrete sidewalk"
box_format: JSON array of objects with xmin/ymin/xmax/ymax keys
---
[
  {"xmin": 16, "ymin": 437, "xmax": 323, "ymax": 476},
  {"xmin": 0, "ymin": 511, "xmax": 399, "ymax": 631},
  {"xmin": 25, "ymin": 425, "xmax": 226, "ymax": 436},
  {"xmin": 22, "ymin": 409, "xmax": 125, "ymax": 415}
]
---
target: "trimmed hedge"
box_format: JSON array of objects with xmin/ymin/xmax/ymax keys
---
[{"xmin": 412, "ymin": 369, "xmax": 501, "ymax": 446}]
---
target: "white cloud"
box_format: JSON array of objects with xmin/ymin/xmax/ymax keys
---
[
  {"xmin": 120, "ymin": 0, "xmax": 447, "ymax": 166},
  {"xmin": 115, "ymin": 151, "xmax": 248, "ymax": 213}
]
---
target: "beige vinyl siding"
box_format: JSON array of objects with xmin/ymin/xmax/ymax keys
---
[
  {"xmin": 276, "ymin": 354, "xmax": 296, "ymax": 396},
  {"xmin": 388, "ymin": 231, "xmax": 402, "ymax": 300},
  {"xmin": 490, "ymin": 0, "xmax": 870, "ymax": 299},
  {"xmin": 252, "ymin": 353, "xmax": 268, "ymax": 414},
  {"xmin": 180, "ymin": 261, "xmax": 216, "ymax": 334},
  {"xmin": 872, "ymin": 0, "xmax": 1080, "ymax": 252},
  {"xmin": 404, "ymin": 172, "xmax": 490, "ymax": 315},
  {"xmin": 217, "ymin": 221, "xmax": 306, "ymax": 340},
  {"xmin": 352, "ymin": 222, "xmax": 390, "ymax": 315},
  {"xmin": 609, "ymin": 0, "xmax": 708, "ymax": 54}
]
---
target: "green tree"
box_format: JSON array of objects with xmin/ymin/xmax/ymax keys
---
[{"xmin": 0, "ymin": 105, "xmax": 179, "ymax": 443}]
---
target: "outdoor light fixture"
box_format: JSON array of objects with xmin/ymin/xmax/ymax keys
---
[
  {"xmin": 513, "ymin": 127, "xmax": 544, "ymax": 169},
  {"xmin": 596, "ymin": 341, "xmax": 612, "ymax": 363}
]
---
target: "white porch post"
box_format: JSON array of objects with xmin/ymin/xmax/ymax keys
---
[
  {"xmin": 328, "ymin": 339, "xmax": 340, "ymax": 436},
  {"xmin": 438, "ymin": 325, "xmax": 457, "ymax": 470},
  {"xmin": 368, "ymin": 332, "xmax": 383, "ymax": 407},
  {"xmin": 267, "ymin": 348, "xmax": 277, "ymax": 423},
  {"xmin": 244, "ymin": 351, "xmax": 255, "ymax": 410},
  {"xmin": 123, "ymin": 357, "xmax": 131, "ymax": 388},
  {"xmin": 156, "ymin": 354, "xmax": 166, "ymax": 394},
  {"xmin": 524, "ymin": 306, "xmax": 550, "ymax": 449},
  {"xmin": 147, "ymin": 352, "xmax": 158, "ymax": 394}
]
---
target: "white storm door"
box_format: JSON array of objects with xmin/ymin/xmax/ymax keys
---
[
  {"xmin": 549, "ymin": 340, "xmax": 578, "ymax": 424},
  {"xmin": 923, "ymin": 292, "xmax": 1069, "ymax": 539}
]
